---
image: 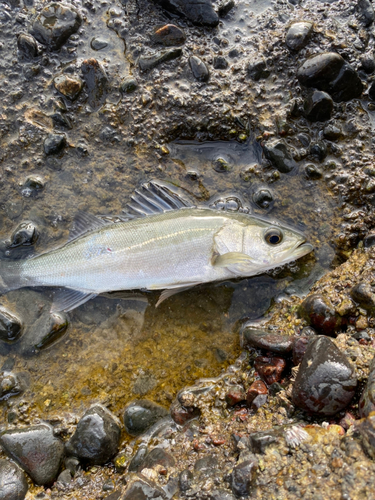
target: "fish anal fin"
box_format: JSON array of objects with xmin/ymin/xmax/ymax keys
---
[
  {"xmin": 213, "ymin": 252, "xmax": 253, "ymax": 268},
  {"xmin": 68, "ymin": 211, "xmax": 111, "ymax": 243},
  {"xmin": 51, "ymin": 288, "xmax": 97, "ymax": 313},
  {"xmin": 156, "ymin": 285, "xmax": 196, "ymax": 307}
]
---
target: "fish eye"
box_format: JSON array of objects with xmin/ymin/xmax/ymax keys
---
[{"xmin": 264, "ymin": 227, "xmax": 283, "ymax": 245}]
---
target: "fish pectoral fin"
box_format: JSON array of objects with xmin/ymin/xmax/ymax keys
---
[
  {"xmin": 51, "ymin": 288, "xmax": 97, "ymax": 313},
  {"xmin": 213, "ymin": 252, "xmax": 253, "ymax": 268},
  {"xmin": 155, "ymin": 285, "xmax": 197, "ymax": 307}
]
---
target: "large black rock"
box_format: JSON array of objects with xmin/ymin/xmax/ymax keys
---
[
  {"xmin": 151, "ymin": 0, "xmax": 219, "ymax": 27},
  {"xmin": 292, "ymin": 336, "xmax": 357, "ymax": 416}
]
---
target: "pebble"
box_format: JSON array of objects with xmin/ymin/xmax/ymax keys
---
[
  {"xmin": 254, "ymin": 356, "xmax": 286, "ymax": 385},
  {"xmin": 360, "ymin": 55, "xmax": 375, "ymax": 74},
  {"xmin": 242, "ymin": 327, "xmax": 295, "ymax": 354},
  {"xmin": 297, "ymin": 52, "xmax": 363, "ymax": 102},
  {"xmin": 170, "ymin": 400, "xmax": 201, "ymax": 425},
  {"xmin": 0, "ymin": 371, "xmax": 21, "ymax": 400},
  {"xmin": 0, "ymin": 459, "xmax": 28, "ymax": 500},
  {"xmin": 358, "ymin": 0, "xmax": 374, "ymax": 26},
  {"xmin": 128, "ymin": 444, "xmax": 148, "ymax": 472},
  {"xmin": 247, "ymin": 59, "xmax": 270, "ymax": 80},
  {"xmin": 31, "ymin": 3, "xmax": 82, "ymax": 51},
  {"xmin": 138, "ymin": 48, "xmax": 182, "ymax": 71},
  {"xmin": 189, "ymin": 55, "xmax": 209, "ymax": 82},
  {"xmin": 350, "ymin": 283, "xmax": 375, "ymax": 312},
  {"xmin": 120, "ymin": 77, "xmax": 138, "ymax": 93},
  {"xmin": 91, "ymin": 37, "xmax": 108, "ymax": 50},
  {"xmin": 213, "ymin": 56, "xmax": 229, "ymax": 70},
  {"xmin": 179, "ymin": 469, "xmax": 193, "ymax": 492},
  {"xmin": 246, "ymin": 380, "xmax": 268, "ymax": 407},
  {"xmin": 65, "ymin": 405, "xmax": 121, "ymax": 465},
  {"xmin": 225, "ymin": 386, "xmax": 246, "ymax": 406},
  {"xmin": 81, "ymin": 58, "xmax": 109, "ymax": 109},
  {"xmin": 152, "ymin": 24, "xmax": 186, "ymax": 46},
  {"xmin": 0, "ymin": 308, "xmax": 22, "ymax": 342},
  {"xmin": 56, "ymin": 469, "xmax": 72, "ymax": 487},
  {"xmin": 194, "ymin": 454, "xmax": 218, "ymax": 475},
  {"xmin": 44, "ymin": 133, "xmax": 66, "ymax": 155},
  {"xmin": 123, "ymin": 399, "xmax": 169, "ymax": 436},
  {"xmin": 364, "ymin": 232, "xmax": 375, "ymax": 248},
  {"xmin": 292, "ymin": 336, "xmax": 310, "ymax": 365},
  {"xmin": 34, "ymin": 312, "xmax": 68, "ymax": 349},
  {"xmin": 218, "ymin": 0, "xmax": 235, "ymax": 17},
  {"xmin": 263, "ymin": 141, "xmax": 296, "ymax": 173},
  {"xmin": 209, "ymin": 490, "xmax": 236, "ymax": 500},
  {"xmin": 121, "ymin": 474, "xmax": 166, "ymax": 499},
  {"xmin": 285, "ymin": 21, "xmax": 313, "ymax": 51},
  {"xmin": 323, "ymin": 123, "xmax": 341, "ymax": 141},
  {"xmin": 298, "ymin": 294, "xmax": 341, "ymax": 335},
  {"xmin": 51, "ymin": 112, "xmax": 72, "ymax": 129},
  {"xmin": 359, "ymin": 355, "xmax": 375, "ymax": 417},
  {"xmin": 17, "ymin": 33, "xmax": 37, "ymax": 59},
  {"xmin": 304, "ymin": 163, "xmax": 322, "ymax": 180},
  {"xmin": 140, "ymin": 447, "xmax": 176, "ymax": 470},
  {"xmin": 151, "ymin": 0, "xmax": 219, "ymax": 27},
  {"xmin": 249, "ymin": 430, "xmax": 278, "ymax": 454},
  {"xmin": 252, "ymin": 188, "xmax": 273, "ymax": 209},
  {"xmin": 303, "ymin": 90, "xmax": 333, "ymax": 122},
  {"xmin": 0, "ymin": 423, "xmax": 64, "ymax": 485},
  {"xmin": 54, "ymin": 74, "xmax": 83, "ymax": 100},
  {"xmin": 230, "ymin": 458, "xmax": 257, "ymax": 497},
  {"xmin": 292, "ymin": 336, "xmax": 357, "ymax": 415}
]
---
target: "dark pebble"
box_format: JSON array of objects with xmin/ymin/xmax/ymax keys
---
[
  {"xmin": 246, "ymin": 380, "xmax": 268, "ymax": 407},
  {"xmin": 218, "ymin": 0, "xmax": 235, "ymax": 17},
  {"xmin": 213, "ymin": 56, "xmax": 229, "ymax": 70},
  {"xmin": 64, "ymin": 456, "xmax": 79, "ymax": 476},
  {"xmin": 303, "ymin": 90, "xmax": 333, "ymax": 122},
  {"xmin": 128, "ymin": 444, "xmax": 148, "ymax": 472},
  {"xmin": 364, "ymin": 232, "xmax": 375, "ymax": 248},
  {"xmin": 194, "ymin": 454, "xmax": 218, "ymax": 475},
  {"xmin": 247, "ymin": 59, "xmax": 270, "ymax": 80},
  {"xmin": 31, "ymin": 3, "xmax": 82, "ymax": 51},
  {"xmin": 297, "ymin": 52, "xmax": 363, "ymax": 102},
  {"xmin": 323, "ymin": 123, "xmax": 342, "ymax": 140},
  {"xmin": 304, "ymin": 163, "xmax": 322, "ymax": 179},
  {"xmin": 91, "ymin": 37, "xmax": 108, "ymax": 50},
  {"xmin": 51, "ymin": 112, "xmax": 72, "ymax": 130},
  {"xmin": 230, "ymin": 458, "xmax": 257, "ymax": 497},
  {"xmin": 170, "ymin": 401, "xmax": 200, "ymax": 425},
  {"xmin": 249, "ymin": 430, "xmax": 278, "ymax": 454},
  {"xmin": 54, "ymin": 74, "xmax": 83, "ymax": 101},
  {"xmin": 34, "ymin": 312, "xmax": 68, "ymax": 349},
  {"xmin": 292, "ymin": 336, "xmax": 357, "ymax": 415},
  {"xmin": 65, "ymin": 405, "xmax": 121, "ymax": 465},
  {"xmin": 81, "ymin": 58, "xmax": 109, "ymax": 109},
  {"xmin": 252, "ymin": 188, "xmax": 274, "ymax": 209},
  {"xmin": 152, "ymin": 24, "xmax": 186, "ymax": 46},
  {"xmin": 350, "ymin": 283, "xmax": 375, "ymax": 312},
  {"xmin": 298, "ymin": 294, "xmax": 341, "ymax": 335},
  {"xmin": 254, "ymin": 356, "xmax": 286, "ymax": 385},
  {"xmin": 360, "ymin": 55, "xmax": 375, "ymax": 74},
  {"xmin": 368, "ymin": 81, "xmax": 375, "ymax": 101},
  {"xmin": 121, "ymin": 475, "xmax": 166, "ymax": 499},
  {"xmin": 0, "ymin": 371, "xmax": 21, "ymax": 400},
  {"xmin": 263, "ymin": 141, "xmax": 296, "ymax": 173},
  {"xmin": 123, "ymin": 399, "xmax": 169, "ymax": 436},
  {"xmin": 120, "ymin": 77, "xmax": 138, "ymax": 93},
  {"xmin": 0, "ymin": 308, "xmax": 22, "ymax": 342},
  {"xmin": 359, "ymin": 355, "xmax": 375, "ymax": 417},
  {"xmin": 139, "ymin": 48, "xmax": 182, "ymax": 71},
  {"xmin": 56, "ymin": 469, "xmax": 72, "ymax": 487},
  {"xmin": 292, "ymin": 336, "xmax": 310, "ymax": 365},
  {"xmin": 141, "ymin": 447, "xmax": 176, "ymax": 470},
  {"xmin": 151, "ymin": 0, "xmax": 219, "ymax": 27},
  {"xmin": 0, "ymin": 459, "xmax": 28, "ymax": 500},
  {"xmin": 358, "ymin": 0, "xmax": 374, "ymax": 26},
  {"xmin": 44, "ymin": 133, "xmax": 66, "ymax": 155},
  {"xmin": 179, "ymin": 469, "xmax": 193, "ymax": 492},
  {"xmin": 189, "ymin": 55, "xmax": 209, "ymax": 82},
  {"xmin": 212, "ymin": 157, "xmax": 232, "ymax": 172},
  {"xmin": 268, "ymin": 382, "xmax": 283, "ymax": 395},
  {"xmin": 250, "ymin": 393, "xmax": 268, "ymax": 411},
  {"xmin": 0, "ymin": 424, "xmax": 64, "ymax": 485},
  {"xmin": 285, "ymin": 21, "xmax": 313, "ymax": 51},
  {"xmin": 242, "ymin": 327, "xmax": 295, "ymax": 354},
  {"xmin": 225, "ymin": 386, "xmax": 246, "ymax": 406},
  {"xmin": 309, "ymin": 141, "xmax": 327, "ymax": 161},
  {"xmin": 17, "ymin": 33, "xmax": 37, "ymax": 59}
]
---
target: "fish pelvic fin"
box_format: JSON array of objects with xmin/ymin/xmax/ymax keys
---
[{"xmin": 51, "ymin": 288, "xmax": 97, "ymax": 313}]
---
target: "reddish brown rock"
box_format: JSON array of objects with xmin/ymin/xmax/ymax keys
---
[
  {"xmin": 246, "ymin": 380, "xmax": 268, "ymax": 407},
  {"xmin": 254, "ymin": 356, "xmax": 286, "ymax": 385},
  {"xmin": 225, "ymin": 386, "xmax": 246, "ymax": 406},
  {"xmin": 292, "ymin": 336, "xmax": 310, "ymax": 365}
]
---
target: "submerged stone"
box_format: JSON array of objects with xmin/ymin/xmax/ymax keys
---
[
  {"xmin": 81, "ymin": 58, "xmax": 109, "ymax": 109},
  {"xmin": 285, "ymin": 21, "xmax": 313, "ymax": 51},
  {"xmin": 358, "ymin": 0, "xmax": 374, "ymax": 26},
  {"xmin": 297, "ymin": 52, "xmax": 363, "ymax": 102},
  {"xmin": 65, "ymin": 405, "xmax": 121, "ymax": 465},
  {"xmin": 44, "ymin": 133, "xmax": 66, "ymax": 155},
  {"xmin": 0, "ymin": 424, "xmax": 64, "ymax": 485},
  {"xmin": 263, "ymin": 141, "xmax": 296, "ymax": 173},
  {"xmin": 247, "ymin": 59, "xmax": 270, "ymax": 80},
  {"xmin": 91, "ymin": 37, "xmax": 108, "ymax": 50},
  {"xmin": 292, "ymin": 336, "xmax": 357, "ymax": 415},
  {"xmin": 152, "ymin": 24, "xmax": 186, "ymax": 46},
  {"xmin": 298, "ymin": 294, "xmax": 341, "ymax": 335},
  {"xmin": 0, "ymin": 371, "xmax": 21, "ymax": 400},
  {"xmin": 189, "ymin": 55, "xmax": 209, "ymax": 82},
  {"xmin": 218, "ymin": 0, "xmax": 235, "ymax": 17},
  {"xmin": 54, "ymin": 74, "xmax": 83, "ymax": 100},
  {"xmin": 124, "ymin": 399, "xmax": 169, "ymax": 436},
  {"xmin": 0, "ymin": 308, "xmax": 22, "ymax": 342},
  {"xmin": 138, "ymin": 48, "xmax": 182, "ymax": 71},
  {"xmin": 246, "ymin": 380, "xmax": 268, "ymax": 407},
  {"xmin": 254, "ymin": 356, "xmax": 286, "ymax": 385},
  {"xmin": 121, "ymin": 475, "xmax": 167, "ymax": 499},
  {"xmin": 0, "ymin": 459, "xmax": 28, "ymax": 500},
  {"xmin": 252, "ymin": 188, "xmax": 273, "ymax": 209},
  {"xmin": 357, "ymin": 414, "xmax": 375, "ymax": 459},
  {"xmin": 34, "ymin": 312, "xmax": 68, "ymax": 349},
  {"xmin": 350, "ymin": 283, "xmax": 375, "ymax": 313},
  {"xmin": 243, "ymin": 328, "xmax": 295, "ymax": 354},
  {"xmin": 31, "ymin": 3, "xmax": 82, "ymax": 51},
  {"xmin": 230, "ymin": 458, "xmax": 258, "ymax": 497},
  {"xmin": 141, "ymin": 447, "xmax": 176, "ymax": 470},
  {"xmin": 303, "ymin": 90, "xmax": 333, "ymax": 122},
  {"xmin": 10, "ymin": 222, "xmax": 38, "ymax": 248},
  {"xmin": 120, "ymin": 77, "xmax": 138, "ymax": 93},
  {"xmin": 151, "ymin": 0, "xmax": 219, "ymax": 27},
  {"xmin": 17, "ymin": 33, "xmax": 37, "ymax": 59}
]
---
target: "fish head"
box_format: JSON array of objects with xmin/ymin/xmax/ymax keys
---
[{"xmin": 242, "ymin": 220, "xmax": 313, "ymax": 271}]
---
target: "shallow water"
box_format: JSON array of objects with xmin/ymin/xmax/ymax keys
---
[{"xmin": 0, "ymin": 0, "xmax": 339, "ymax": 432}]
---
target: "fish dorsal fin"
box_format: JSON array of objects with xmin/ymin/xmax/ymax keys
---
[
  {"xmin": 51, "ymin": 288, "xmax": 97, "ymax": 313},
  {"xmin": 123, "ymin": 181, "xmax": 194, "ymax": 218},
  {"xmin": 68, "ymin": 211, "xmax": 112, "ymax": 243}
]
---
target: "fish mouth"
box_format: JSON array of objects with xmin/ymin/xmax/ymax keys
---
[{"xmin": 293, "ymin": 241, "xmax": 314, "ymax": 258}]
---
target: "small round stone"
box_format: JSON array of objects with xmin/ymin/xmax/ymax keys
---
[
  {"xmin": 303, "ymin": 90, "xmax": 333, "ymax": 122},
  {"xmin": 152, "ymin": 24, "xmax": 186, "ymax": 46},
  {"xmin": 90, "ymin": 37, "xmax": 108, "ymax": 50},
  {"xmin": 304, "ymin": 163, "xmax": 322, "ymax": 179},
  {"xmin": 252, "ymin": 189, "xmax": 274, "ymax": 209},
  {"xmin": 120, "ymin": 77, "xmax": 138, "ymax": 94},
  {"xmin": 123, "ymin": 399, "xmax": 169, "ymax": 436},
  {"xmin": 0, "ymin": 459, "xmax": 28, "ymax": 500},
  {"xmin": 0, "ymin": 308, "xmax": 23, "ymax": 342},
  {"xmin": 17, "ymin": 33, "xmax": 37, "ymax": 59},
  {"xmin": 286, "ymin": 21, "xmax": 313, "ymax": 51},
  {"xmin": 54, "ymin": 74, "xmax": 83, "ymax": 100},
  {"xmin": 189, "ymin": 55, "xmax": 209, "ymax": 82},
  {"xmin": 44, "ymin": 133, "xmax": 66, "ymax": 155},
  {"xmin": 298, "ymin": 294, "xmax": 341, "ymax": 335}
]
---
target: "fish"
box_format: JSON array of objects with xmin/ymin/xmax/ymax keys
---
[{"xmin": 0, "ymin": 182, "xmax": 313, "ymax": 312}]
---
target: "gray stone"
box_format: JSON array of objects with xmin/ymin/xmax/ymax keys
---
[
  {"xmin": 189, "ymin": 56, "xmax": 209, "ymax": 82},
  {"xmin": 286, "ymin": 21, "xmax": 313, "ymax": 51},
  {"xmin": 17, "ymin": 34, "xmax": 37, "ymax": 59},
  {"xmin": 0, "ymin": 424, "xmax": 64, "ymax": 485},
  {"xmin": 151, "ymin": 0, "xmax": 219, "ymax": 27},
  {"xmin": 0, "ymin": 459, "xmax": 28, "ymax": 500},
  {"xmin": 0, "ymin": 308, "xmax": 22, "ymax": 342},
  {"xmin": 44, "ymin": 133, "xmax": 66, "ymax": 155},
  {"xmin": 139, "ymin": 48, "xmax": 182, "ymax": 71},
  {"xmin": 124, "ymin": 400, "xmax": 169, "ymax": 437},
  {"xmin": 263, "ymin": 141, "xmax": 296, "ymax": 173}
]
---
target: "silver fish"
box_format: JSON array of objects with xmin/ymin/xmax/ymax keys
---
[{"xmin": 0, "ymin": 182, "xmax": 313, "ymax": 312}]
